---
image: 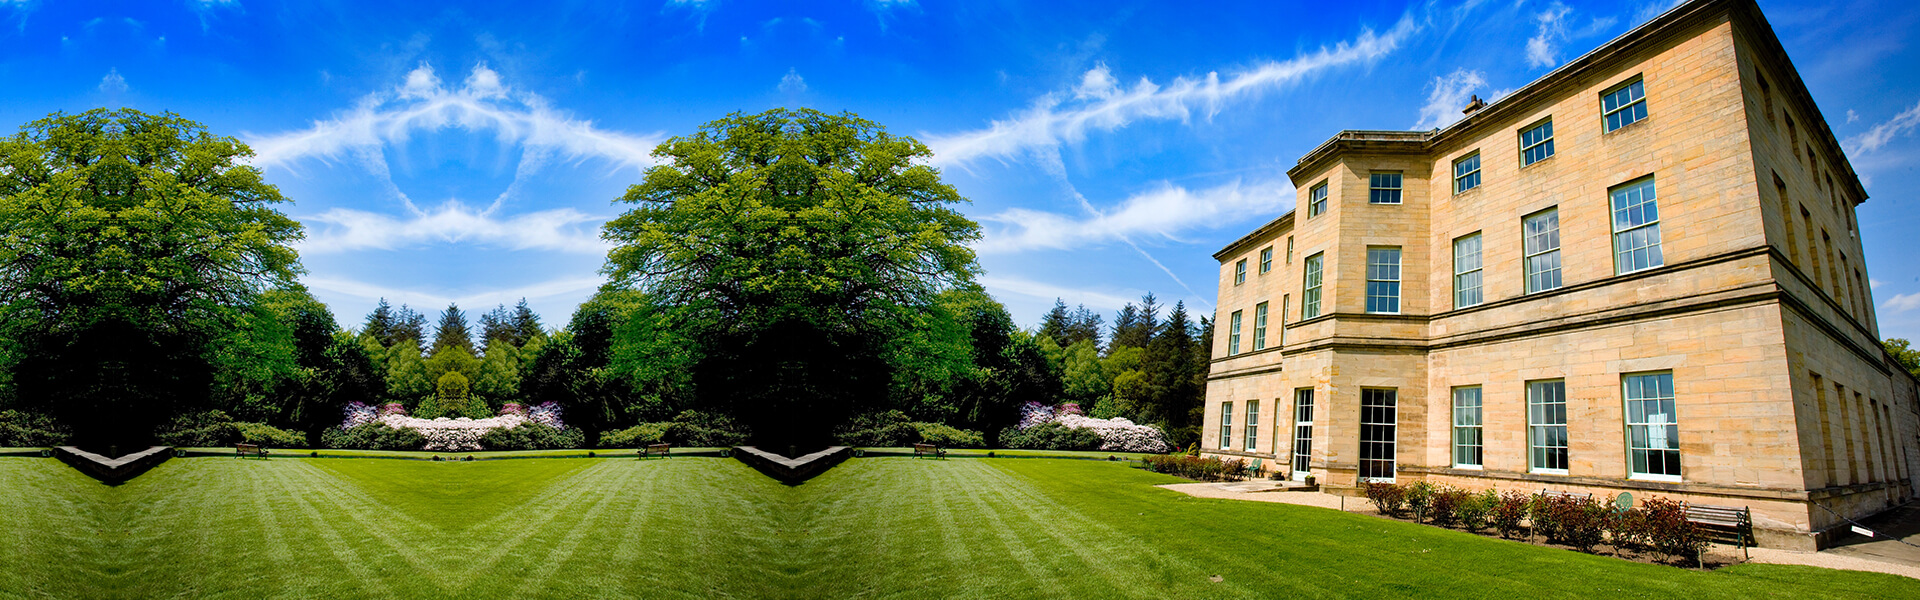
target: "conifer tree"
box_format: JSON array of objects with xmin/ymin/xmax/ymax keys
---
[{"xmin": 431, "ymin": 303, "xmax": 475, "ymax": 356}]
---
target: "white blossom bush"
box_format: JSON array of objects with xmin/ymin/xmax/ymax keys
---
[
  {"xmin": 331, "ymin": 402, "xmax": 573, "ymax": 451},
  {"xmin": 1013, "ymin": 401, "xmax": 1171, "ymax": 453},
  {"xmin": 339, "ymin": 402, "xmax": 378, "ymax": 430}
]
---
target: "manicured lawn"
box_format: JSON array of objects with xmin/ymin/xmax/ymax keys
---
[{"xmin": 2, "ymin": 455, "xmax": 1916, "ymax": 599}]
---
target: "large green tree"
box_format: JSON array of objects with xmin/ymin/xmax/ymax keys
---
[
  {"xmin": 601, "ymin": 109, "xmax": 980, "ymax": 447},
  {"xmin": 0, "ymin": 109, "xmax": 303, "ymax": 444}
]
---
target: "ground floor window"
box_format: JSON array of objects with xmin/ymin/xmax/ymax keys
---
[
  {"xmin": 1292, "ymin": 389, "xmax": 1314, "ymax": 479},
  {"xmin": 1452, "ymin": 386, "xmax": 1483, "ymax": 468},
  {"xmin": 1624, "ymin": 372, "xmax": 1679, "ymax": 480},
  {"xmin": 1219, "ymin": 401, "xmax": 1233, "ymax": 450},
  {"xmin": 1244, "ymin": 400, "xmax": 1260, "ymax": 451},
  {"xmin": 1359, "ymin": 389, "xmax": 1397, "ymax": 482},
  {"xmin": 1528, "ymin": 380, "xmax": 1568, "ymax": 473}
]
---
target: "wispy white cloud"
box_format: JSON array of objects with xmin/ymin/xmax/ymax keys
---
[
  {"xmin": 245, "ymin": 62, "xmax": 665, "ymax": 180},
  {"xmin": 1883, "ymin": 291, "xmax": 1920, "ymax": 314},
  {"xmin": 1525, "ymin": 2, "xmax": 1573, "ymax": 69},
  {"xmin": 778, "ymin": 68, "xmax": 807, "ymax": 94},
  {"xmin": 974, "ymin": 179, "xmax": 1290, "ymax": 254},
  {"xmin": 296, "ymin": 201, "xmax": 611, "ymax": 255},
  {"xmin": 1415, "ymin": 69, "xmax": 1487, "ymax": 130},
  {"xmin": 976, "ymin": 275, "xmax": 1138, "ymax": 313},
  {"xmin": 1845, "ymin": 99, "xmax": 1920, "ymax": 155},
  {"xmin": 97, "ymin": 68, "xmax": 126, "ymax": 93},
  {"xmin": 1871, "ymin": 278, "xmax": 1885, "ymax": 290},
  {"xmin": 1848, "ymin": 109, "xmax": 1860, "ymax": 123},
  {"xmin": 923, "ymin": 15, "xmax": 1418, "ymax": 169}
]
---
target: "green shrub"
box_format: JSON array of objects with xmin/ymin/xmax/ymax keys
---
[
  {"xmin": 1428, "ymin": 485, "xmax": 1470, "ymax": 527},
  {"xmin": 600, "ymin": 422, "xmax": 672, "ymax": 448},
  {"xmin": 478, "ymin": 424, "xmax": 585, "ymax": 450},
  {"xmin": 1609, "ymin": 506, "xmax": 1654, "ymax": 550},
  {"xmin": 156, "ymin": 410, "xmax": 240, "ymax": 447},
  {"xmin": 1491, "ymin": 491, "xmax": 1530, "ymax": 538},
  {"xmin": 234, "ymin": 422, "xmax": 307, "ymax": 449},
  {"xmin": 0, "ymin": 410, "xmax": 70, "ymax": 447},
  {"xmin": 320, "ymin": 423, "xmax": 427, "ymax": 450},
  {"xmin": 999, "ymin": 422, "xmax": 1101, "ymax": 451},
  {"xmin": 1141, "ymin": 454, "xmax": 1244, "ymax": 482},
  {"xmin": 665, "ymin": 410, "xmax": 749, "ymax": 447},
  {"xmin": 910, "ymin": 422, "xmax": 985, "ymax": 448},
  {"xmin": 834, "ymin": 411, "xmax": 918, "ymax": 447},
  {"xmin": 1456, "ymin": 489, "xmax": 1496, "ymax": 532},
  {"xmin": 413, "ymin": 397, "xmax": 446, "ymax": 420},
  {"xmin": 1405, "ymin": 481, "xmax": 1437, "ymax": 522}
]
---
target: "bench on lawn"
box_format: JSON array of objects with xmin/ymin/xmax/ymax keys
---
[
  {"xmin": 1684, "ymin": 502, "xmax": 1753, "ymax": 561},
  {"xmin": 913, "ymin": 443, "xmax": 943, "ymax": 459},
  {"xmin": 642, "ymin": 443, "xmax": 670, "ymax": 458},
  {"xmin": 235, "ymin": 443, "xmax": 267, "ymax": 459}
]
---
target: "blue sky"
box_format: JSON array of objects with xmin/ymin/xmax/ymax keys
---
[{"xmin": 4, "ymin": 0, "xmax": 1919, "ymax": 339}]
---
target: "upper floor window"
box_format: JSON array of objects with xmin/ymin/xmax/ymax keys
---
[
  {"xmin": 1370, "ymin": 172, "xmax": 1403, "ymax": 204},
  {"xmin": 1365, "ymin": 247, "xmax": 1401, "ymax": 314},
  {"xmin": 1757, "ymin": 73, "xmax": 1774, "ymax": 125},
  {"xmin": 1602, "ymin": 78, "xmax": 1648, "ymax": 132},
  {"xmin": 1228, "ymin": 310, "xmax": 1243, "ymax": 355},
  {"xmin": 1308, "ymin": 182, "xmax": 1329, "ymax": 217},
  {"xmin": 1453, "ymin": 233, "xmax": 1484, "ymax": 308},
  {"xmin": 1610, "ymin": 176, "xmax": 1664, "ymax": 274},
  {"xmin": 1252, "ymin": 302, "xmax": 1269, "ymax": 351},
  {"xmin": 1302, "ymin": 253, "xmax": 1324, "ymax": 319},
  {"xmin": 1286, "ymin": 237, "xmax": 1294, "ymax": 263},
  {"xmin": 1453, "ymin": 153, "xmax": 1481, "ymax": 194},
  {"xmin": 1523, "ymin": 208, "xmax": 1562, "ymax": 293},
  {"xmin": 1520, "ymin": 119, "xmax": 1555, "ymax": 166},
  {"xmin": 1234, "ymin": 259, "xmax": 1247, "ymax": 285},
  {"xmin": 1259, "ymin": 247, "xmax": 1273, "ymax": 273}
]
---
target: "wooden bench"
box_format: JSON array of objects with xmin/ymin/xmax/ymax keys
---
[
  {"xmin": 234, "ymin": 443, "xmax": 267, "ymax": 459},
  {"xmin": 913, "ymin": 443, "xmax": 943, "ymax": 459},
  {"xmin": 1684, "ymin": 502, "xmax": 1753, "ymax": 561},
  {"xmin": 642, "ymin": 443, "xmax": 670, "ymax": 459}
]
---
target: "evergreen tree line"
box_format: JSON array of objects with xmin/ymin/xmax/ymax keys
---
[{"xmin": 1032, "ymin": 293, "xmax": 1213, "ymax": 448}]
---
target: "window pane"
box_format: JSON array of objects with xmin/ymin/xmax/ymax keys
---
[
  {"xmin": 1245, "ymin": 400, "xmax": 1259, "ymax": 451},
  {"xmin": 1625, "ymin": 372, "xmax": 1680, "ymax": 477},
  {"xmin": 1366, "ymin": 248, "xmax": 1401, "ymax": 314},
  {"xmin": 1303, "ymin": 254, "xmax": 1323, "ymax": 319},
  {"xmin": 1454, "ymin": 154, "xmax": 1481, "ymax": 194},
  {"xmin": 1454, "ymin": 234, "xmax": 1483, "ymax": 308},
  {"xmin": 1370, "ymin": 172, "xmax": 1403, "ymax": 204},
  {"xmin": 1220, "ymin": 402, "xmax": 1232, "ymax": 449},
  {"xmin": 1521, "ymin": 120, "xmax": 1555, "ymax": 166},
  {"xmin": 1604, "ymin": 80, "xmax": 1648, "ymax": 132},
  {"xmin": 1360, "ymin": 389, "xmax": 1397, "ymax": 481},
  {"xmin": 1252, "ymin": 303, "xmax": 1268, "ymax": 351},
  {"xmin": 1453, "ymin": 387, "xmax": 1483, "ymax": 467},
  {"xmin": 1528, "ymin": 381, "xmax": 1568, "ymax": 471},
  {"xmin": 1293, "ymin": 389, "xmax": 1314, "ymax": 476},
  {"xmin": 1228, "ymin": 311, "xmax": 1242, "ymax": 355},
  {"xmin": 1524, "ymin": 209, "xmax": 1562, "ymax": 293},
  {"xmin": 1611, "ymin": 178, "xmax": 1664, "ymax": 274}
]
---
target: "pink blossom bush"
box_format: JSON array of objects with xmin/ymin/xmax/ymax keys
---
[
  {"xmin": 379, "ymin": 403, "xmax": 407, "ymax": 416},
  {"xmin": 339, "ymin": 402, "xmax": 378, "ymax": 430},
  {"xmin": 499, "ymin": 402, "xmax": 527, "ymax": 416},
  {"xmin": 1013, "ymin": 401, "xmax": 1171, "ymax": 453}
]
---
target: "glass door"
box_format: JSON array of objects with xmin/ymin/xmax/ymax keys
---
[{"xmin": 1291, "ymin": 388, "xmax": 1314, "ymax": 481}]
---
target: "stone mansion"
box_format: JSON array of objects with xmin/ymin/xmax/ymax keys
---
[{"xmin": 1201, "ymin": 0, "xmax": 1917, "ymax": 550}]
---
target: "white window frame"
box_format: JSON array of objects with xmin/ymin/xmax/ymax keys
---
[
  {"xmin": 1227, "ymin": 310, "xmax": 1242, "ymax": 355},
  {"xmin": 1624, "ymin": 372, "xmax": 1681, "ymax": 482},
  {"xmin": 1245, "ymin": 400, "xmax": 1260, "ymax": 452},
  {"xmin": 1452, "ymin": 386, "xmax": 1484, "ymax": 469},
  {"xmin": 1453, "ymin": 233, "xmax": 1484, "ymax": 308},
  {"xmin": 1220, "ymin": 401, "xmax": 1234, "ymax": 450},
  {"xmin": 1369, "ymin": 172, "xmax": 1403, "ymax": 204},
  {"xmin": 1523, "ymin": 208, "xmax": 1563, "ymax": 293},
  {"xmin": 1359, "ymin": 388, "xmax": 1398, "ymax": 483},
  {"xmin": 1291, "ymin": 389, "xmax": 1314, "ymax": 480},
  {"xmin": 1528, "ymin": 380, "xmax": 1569, "ymax": 475},
  {"xmin": 1234, "ymin": 259, "xmax": 1247, "ymax": 285},
  {"xmin": 1610, "ymin": 176, "xmax": 1664, "ymax": 275},
  {"xmin": 1308, "ymin": 182, "xmax": 1329, "ymax": 217},
  {"xmin": 1453, "ymin": 152, "xmax": 1481, "ymax": 194},
  {"xmin": 1521, "ymin": 119, "xmax": 1555, "ymax": 167},
  {"xmin": 1302, "ymin": 253, "xmax": 1324, "ymax": 319},
  {"xmin": 1252, "ymin": 302, "xmax": 1268, "ymax": 351},
  {"xmin": 1602, "ymin": 77, "xmax": 1648, "ymax": 133},
  {"xmin": 1259, "ymin": 247, "xmax": 1273, "ymax": 273},
  {"xmin": 1365, "ymin": 247, "xmax": 1401, "ymax": 314}
]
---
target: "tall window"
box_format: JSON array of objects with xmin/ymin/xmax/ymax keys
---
[
  {"xmin": 1602, "ymin": 77, "xmax": 1648, "ymax": 132},
  {"xmin": 1610, "ymin": 176, "xmax": 1664, "ymax": 274},
  {"xmin": 1454, "ymin": 233, "xmax": 1484, "ymax": 308},
  {"xmin": 1777, "ymin": 173, "xmax": 1799, "ymax": 266},
  {"xmin": 1292, "ymin": 389, "xmax": 1314, "ymax": 479},
  {"xmin": 1528, "ymin": 380, "xmax": 1569, "ymax": 473},
  {"xmin": 1524, "ymin": 208, "xmax": 1562, "ymax": 293},
  {"xmin": 1757, "ymin": 73, "xmax": 1774, "ymax": 124},
  {"xmin": 1302, "ymin": 253, "xmax": 1324, "ymax": 319},
  {"xmin": 1279, "ymin": 295, "xmax": 1290, "ymax": 348},
  {"xmin": 1259, "ymin": 247, "xmax": 1273, "ymax": 273},
  {"xmin": 1366, "ymin": 247, "xmax": 1401, "ymax": 314},
  {"xmin": 1228, "ymin": 310, "xmax": 1243, "ymax": 355},
  {"xmin": 1286, "ymin": 236, "xmax": 1294, "ymax": 263},
  {"xmin": 1624, "ymin": 372, "xmax": 1680, "ymax": 480},
  {"xmin": 1452, "ymin": 387, "xmax": 1484, "ymax": 468},
  {"xmin": 1308, "ymin": 182, "xmax": 1328, "ymax": 217},
  {"xmin": 1220, "ymin": 401, "xmax": 1233, "ymax": 450},
  {"xmin": 1235, "ymin": 259, "xmax": 1247, "ymax": 285},
  {"xmin": 1521, "ymin": 119, "xmax": 1555, "ymax": 166},
  {"xmin": 1245, "ymin": 400, "xmax": 1260, "ymax": 452},
  {"xmin": 1453, "ymin": 153, "xmax": 1482, "ymax": 194},
  {"xmin": 1370, "ymin": 172, "xmax": 1403, "ymax": 204},
  {"xmin": 1252, "ymin": 302, "xmax": 1269, "ymax": 351},
  {"xmin": 1359, "ymin": 389, "xmax": 1398, "ymax": 482}
]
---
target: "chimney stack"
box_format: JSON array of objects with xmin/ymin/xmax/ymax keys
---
[{"xmin": 1462, "ymin": 94, "xmax": 1487, "ymax": 115}]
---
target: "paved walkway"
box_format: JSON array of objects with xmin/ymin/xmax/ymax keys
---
[{"xmin": 1158, "ymin": 482, "xmax": 1920, "ymax": 580}]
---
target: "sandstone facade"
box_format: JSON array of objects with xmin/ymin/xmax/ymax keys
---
[{"xmin": 1201, "ymin": 0, "xmax": 1916, "ymax": 550}]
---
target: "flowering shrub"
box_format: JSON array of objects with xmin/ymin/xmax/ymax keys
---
[
  {"xmin": 1012, "ymin": 402, "xmax": 1171, "ymax": 453},
  {"xmin": 324, "ymin": 402, "xmax": 575, "ymax": 451},
  {"xmin": 527, "ymin": 402, "xmax": 565, "ymax": 429},
  {"xmin": 1642, "ymin": 497, "xmax": 1705, "ymax": 562},
  {"xmin": 340, "ymin": 402, "xmax": 378, "ymax": 430},
  {"xmin": 1428, "ymin": 486, "xmax": 1471, "ymax": 527},
  {"xmin": 379, "ymin": 403, "xmax": 407, "ymax": 416},
  {"xmin": 499, "ymin": 403, "xmax": 527, "ymax": 416},
  {"xmin": 1364, "ymin": 482, "xmax": 1408, "ymax": 516},
  {"xmin": 1405, "ymin": 481, "xmax": 1437, "ymax": 522},
  {"xmin": 1492, "ymin": 491, "xmax": 1531, "ymax": 538},
  {"xmin": 1456, "ymin": 489, "xmax": 1497, "ymax": 532}
]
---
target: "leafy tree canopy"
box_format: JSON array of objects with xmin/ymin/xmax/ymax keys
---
[
  {"xmin": 0, "ymin": 109, "xmax": 303, "ymax": 443},
  {"xmin": 601, "ymin": 108, "xmax": 980, "ymax": 447}
]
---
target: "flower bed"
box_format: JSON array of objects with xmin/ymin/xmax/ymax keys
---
[
  {"xmin": 1012, "ymin": 402, "xmax": 1171, "ymax": 453},
  {"xmin": 1360, "ymin": 482, "xmax": 1716, "ymax": 567}
]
